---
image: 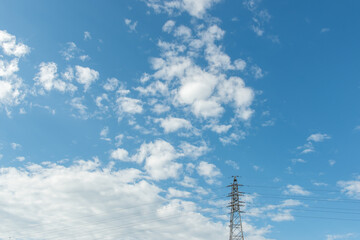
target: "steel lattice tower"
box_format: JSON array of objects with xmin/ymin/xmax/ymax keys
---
[{"xmin": 228, "ymin": 176, "xmax": 245, "ymax": 240}]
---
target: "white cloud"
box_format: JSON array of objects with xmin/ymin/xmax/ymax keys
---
[
  {"xmin": 0, "ymin": 78, "xmax": 24, "ymax": 107},
  {"xmin": 225, "ymin": 160, "xmax": 239, "ymax": 170},
  {"xmin": 162, "ymin": 20, "xmax": 176, "ymax": 33},
  {"xmin": 251, "ymin": 65, "xmax": 264, "ymax": 79},
  {"xmin": 103, "ymin": 77, "xmax": 119, "ymax": 91},
  {"xmin": 338, "ymin": 177, "xmax": 360, "ymax": 199},
  {"xmin": 0, "ymin": 59, "xmax": 19, "ymax": 77},
  {"xmin": 145, "ymin": 0, "xmax": 221, "ymax": 19},
  {"xmin": 110, "ymin": 148, "xmax": 130, "ymax": 161},
  {"xmin": 178, "ymin": 176, "xmax": 197, "ymax": 188},
  {"xmin": 84, "ymin": 31, "xmax": 92, "ymax": 40},
  {"xmin": 117, "ymin": 96, "xmax": 143, "ymax": 114},
  {"xmin": 243, "ymin": 0, "xmax": 272, "ymax": 38},
  {"xmin": 157, "ymin": 116, "xmax": 192, "ymax": 133},
  {"xmin": 307, "ymin": 133, "xmax": 331, "ymax": 142},
  {"xmin": 125, "ymin": 18, "xmax": 137, "ymax": 32},
  {"xmin": 0, "ymin": 31, "xmax": 29, "ymax": 109},
  {"xmin": 15, "ymin": 156, "xmax": 25, "ymax": 162},
  {"xmin": 11, "ymin": 142, "xmax": 21, "ymax": 150},
  {"xmin": 179, "ymin": 141, "xmax": 209, "ymax": 159},
  {"xmin": 209, "ymin": 124, "xmax": 232, "ymax": 134},
  {"xmin": 61, "ymin": 42, "xmax": 78, "ymax": 61},
  {"xmin": 100, "ymin": 126, "xmax": 111, "ymax": 141},
  {"xmin": 34, "ymin": 62, "xmax": 77, "ymax": 93},
  {"xmin": 79, "ymin": 54, "xmax": 90, "ymax": 61},
  {"xmin": 0, "ymin": 30, "xmax": 30, "ymax": 57},
  {"xmin": 326, "ymin": 233, "xmax": 355, "ymax": 240},
  {"xmin": 219, "ymin": 132, "xmax": 245, "ymax": 145},
  {"xmin": 283, "ymin": 184, "xmax": 311, "ymax": 196},
  {"xmin": 321, "ymin": 28, "xmax": 330, "ymax": 33},
  {"xmin": 167, "ymin": 187, "xmax": 191, "ymax": 198},
  {"xmin": 0, "ymin": 160, "xmax": 229, "ymax": 239},
  {"xmin": 132, "ymin": 140, "xmax": 182, "ymax": 180},
  {"xmin": 115, "ymin": 134, "xmax": 124, "ymax": 146},
  {"xmin": 197, "ymin": 161, "xmax": 221, "ymax": 184},
  {"xmin": 152, "ymin": 103, "xmax": 170, "ymax": 114},
  {"xmin": 75, "ymin": 65, "xmax": 99, "ymax": 91},
  {"xmin": 329, "ymin": 159, "xmax": 336, "ymax": 166},
  {"xmin": 70, "ymin": 97, "xmax": 88, "ymax": 118},
  {"xmin": 291, "ymin": 158, "xmax": 306, "ymax": 164}
]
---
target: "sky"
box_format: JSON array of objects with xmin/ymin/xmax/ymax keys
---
[{"xmin": 0, "ymin": 0, "xmax": 360, "ymax": 239}]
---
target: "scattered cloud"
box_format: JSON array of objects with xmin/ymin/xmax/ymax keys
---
[
  {"xmin": 103, "ymin": 77, "xmax": 119, "ymax": 91},
  {"xmin": 197, "ymin": 161, "xmax": 221, "ymax": 184},
  {"xmin": 329, "ymin": 159, "xmax": 336, "ymax": 166},
  {"xmin": 283, "ymin": 184, "xmax": 311, "ymax": 196},
  {"xmin": 0, "ymin": 30, "xmax": 30, "ymax": 57},
  {"xmin": 243, "ymin": 0, "xmax": 272, "ymax": 37},
  {"xmin": 69, "ymin": 97, "xmax": 88, "ymax": 118},
  {"xmin": 61, "ymin": 42, "xmax": 78, "ymax": 61},
  {"xmin": 110, "ymin": 148, "xmax": 130, "ymax": 161},
  {"xmin": 307, "ymin": 133, "xmax": 331, "ymax": 142},
  {"xmin": 125, "ymin": 18, "xmax": 138, "ymax": 32},
  {"xmin": 291, "ymin": 158, "xmax": 306, "ymax": 164},
  {"xmin": 100, "ymin": 126, "xmax": 111, "ymax": 141},
  {"xmin": 11, "ymin": 142, "xmax": 21, "ymax": 150},
  {"xmin": 326, "ymin": 233, "xmax": 355, "ymax": 240},
  {"xmin": 15, "ymin": 156, "xmax": 25, "ymax": 162},
  {"xmin": 75, "ymin": 65, "xmax": 99, "ymax": 91},
  {"xmin": 132, "ymin": 140, "xmax": 182, "ymax": 180},
  {"xmin": 338, "ymin": 176, "xmax": 360, "ymax": 199},
  {"xmin": 321, "ymin": 28, "xmax": 330, "ymax": 33},
  {"xmin": 225, "ymin": 160, "xmax": 239, "ymax": 170},
  {"xmin": 162, "ymin": 20, "xmax": 176, "ymax": 33},
  {"xmin": 84, "ymin": 31, "xmax": 92, "ymax": 40},
  {"xmin": 167, "ymin": 187, "xmax": 191, "ymax": 198},
  {"xmin": 156, "ymin": 116, "xmax": 192, "ymax": 133},
  {"xmin": 0, "ymin": 159, "xmax": 231, "ymax": 239},
  {"xmin": 179, "ymin": 141, "xmax": 209, "ymax": 159},
  {"xmin": 0, "ymin": 30, "xmax": 29, "ymax": 109},
  {"xmin": 34, "ymin": 62, "xmax": 77, "ymax": 93},
  {"xmin": 117, "ymin": 96, "xmax": 143, "ymax": 114},
  {"xmin": 145, "ymin": 0, "xmax": 221, "ymax": 19}
]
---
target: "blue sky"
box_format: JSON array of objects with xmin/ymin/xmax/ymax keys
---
[{"xmin": 0, "ymin": 0, "xmax": 360, "ymax": 239}]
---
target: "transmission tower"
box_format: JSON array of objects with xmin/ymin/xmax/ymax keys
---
[{"xmin": 228, "ymin": 176, "xmax": 245, "ymax": 240}]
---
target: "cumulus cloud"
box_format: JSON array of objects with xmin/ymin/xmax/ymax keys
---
[
  {"xmin": 69, "ymin": 97, "xmax": 88, "ymax": 118},
  {"xmin": 145, "ymin": 0, "xmax": 221, "ymax": 19},
  {"xmin": 167, "ymin": 187, "xmax": 191, "ymax": 198},
  {"xmin": 75, "ymin": 65, "xmax": 99, "ymax": 91},
  {"xmin": 117, "ymin": 96, "xmax": 143, "ymax": 114},
  {"xmin": 307, "ymin": 133, "xmax": 331, "ymax": 142},
  {"xmin": 156, "ymin": 116, "xmax": 192, "ymax": 133},
  {"xmin": 125, "ymin": 18, "xmax": 137, "ymax": 32},
  {"xmin": 338, "ymin": 177, "xmax": 360, "ymax": 199},
  {"xmin": 110, "ymin": 148, "xmax": 130, "ymax": 161},
  {"xmin": 132, "ymin": 140, "xmax": 182, "ymax": 180},
  {"xmin": 0, "ymin": 30, "xmax": 30, "ymax": 57},
  {"xmin": 61, "ymin": 42, "xmax": 78, "ymax": 61},
  {"xmin": 84, "ymin": 31, "xmax": 92, "ymax": 40},
  {"xmin": 103, "ymin": 77, "xmax": 119, "ymax": 91},
  {"xmin": 283, "ymin": 184, "xmax": 311, "ymax": 196},
  {"xmin": 326, "ymin": 233, "xmax": 355, "ymax": 240},
  {"xmin": 100, "ymin": 126, "xmax": 111, "ymax": 141},
  {"xmin": 0, "ymin": 159, "xmax": 227, "ymax": 239},
  {"xmin": 162, "ymin": 20, "xmax": 176, "ymax": 33},
  {"xmin": 0, "ymin": 30, "xmax": 29, "ymax": 109},
  {"xmin": 197, "ymin": 161, "xmax": 221, "ymax": 184},
  {"xmin": 144, "ymin": 24, "xmax": 255, "ymax": 121},
  {"xmin": 11, "ymin": 142, "xmax": 21, "ymax": 150},
  {"xmin": 179, "ymin": 141, "xmax": 209, "ymax": 159},
  {"xmin": 34, "ymin": 62, "xmax": 77, "ymax": 93}
]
